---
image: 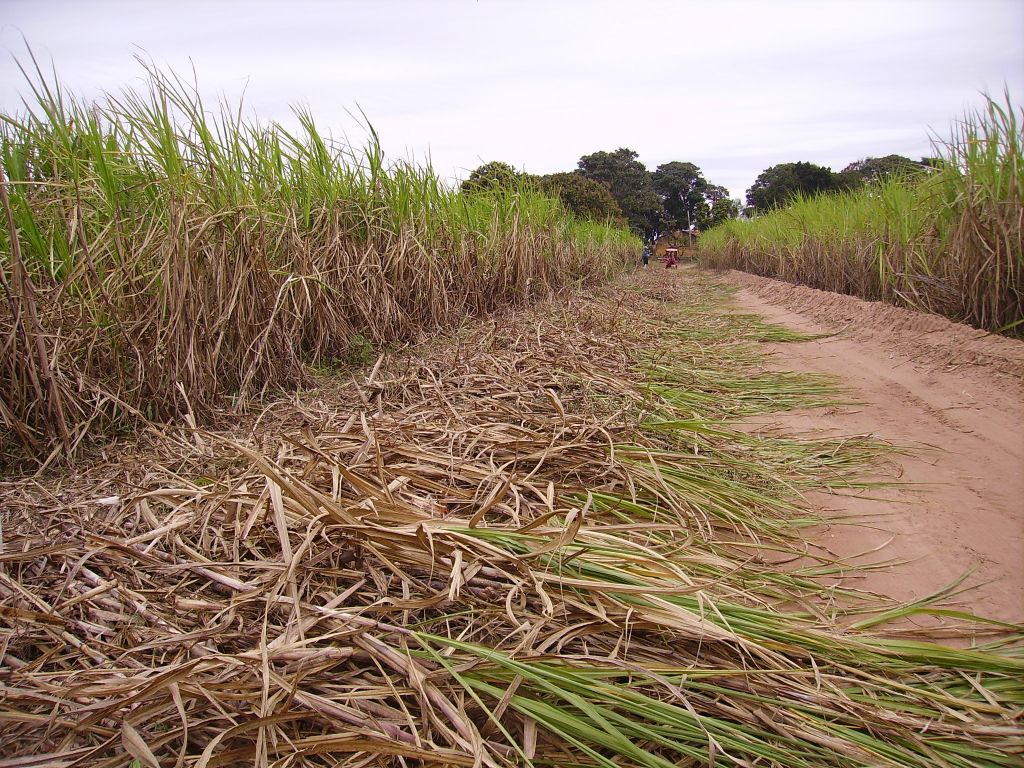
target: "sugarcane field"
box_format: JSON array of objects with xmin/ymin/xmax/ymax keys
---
[{"xmin": 1, "ymin": 4, "xmax": 1023, "ymax": 767}]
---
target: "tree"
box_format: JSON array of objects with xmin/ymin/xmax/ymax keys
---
[
  {"xmin": 651, "ymin": 163, "xmax": 741, "ymax": 231},
  {"xmin": 618, "ymin": 189, "xmax": 670, "ymax": 240},
  {"xmin": 577, "ymin": 148, "xmax": 667, "ymax": 239},
  {"xmin": 535, "ymin": 172, "xmax": 625, "ymax": 223},
  {"xmin": 706, "ymin": 194, "xmax": 741, "ymax": 228},
  {"xmin": 746, "ymin": 162, "xmax": 845, "ymax": 212},
  {"xmin": 702, "ymin": 184, "xmax": 741, "ymax": 228},
  {"xmin": 652, "ymin": 161, "xmax": 709, "ymax": 232},
  {"xmin": 461, "ymin": 161, "xmax": 521, "ymax": 193},
  {"xmin": 840, "ymin": 154, "xmax": 930, "ymax": 186}
]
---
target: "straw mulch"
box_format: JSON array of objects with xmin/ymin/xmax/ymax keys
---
[{"xmin": 1, "ymin": 269, "xmax": 1021, "ymax": 767}]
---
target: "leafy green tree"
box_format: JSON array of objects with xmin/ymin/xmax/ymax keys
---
[
  {"xmin": 651, "ymin": 163, "xmax": 741, "ymax": 230},
  {"xmin": 706, "ymin": 194, "xmax": 741, "ymax": 228},
  {"xmin": 702, "ymin": 184, "xmax": 742, "ymax": 228},
  {"xmin": 577, "ymin": 148, "xmax": 667, "ymax": 239},
  {"xmin": 535, "ymin": 172, "xmax": 625, "ymax": 223},
  {"xmin": 461, "ymin": 161, "xmax": 520, "ymax": 193},
  {"xmin": 652, "ymin": 161, "xmax": 709, "ymax": 231},
  {"xmin": 620, "ymin": 189, "xmax": 671, "ymax": 240},
  {"xmin": 746, "ymin": 162, "xmax": 845, "ymax": 212},
  {"xmin": 840, "ymin": 154, "xmax": 930, "ymax": 186}
]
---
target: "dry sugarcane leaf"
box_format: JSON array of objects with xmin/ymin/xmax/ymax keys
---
[{"xmin": 121, "ymin": 722, "xmax": 160, "ymax": 768}]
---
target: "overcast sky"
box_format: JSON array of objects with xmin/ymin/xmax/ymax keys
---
[{"xmin": 2, "ymin": 0, "xmax": 1021, "ymax": 199}]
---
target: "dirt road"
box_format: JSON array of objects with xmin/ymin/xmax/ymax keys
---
[{"xmin": 724, "ymin": 270, "xmax": 1024, "ymax": 626}]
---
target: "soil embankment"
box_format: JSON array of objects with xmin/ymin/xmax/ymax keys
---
[{"xmin": 725, "ymin": 270, "xmax": 1024, "ymax": 625}]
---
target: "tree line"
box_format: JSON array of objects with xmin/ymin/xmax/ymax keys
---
[
  {"xmin": 462, "ymin": 151, "xmax": 936, "ymax": 240},
  {"xmin": 461, "ymin": 149, "xmax": 739, "ymax": 242},
  {"xmin": 745, "ymin": 155, "xmax": 937, "ymax": 213}
]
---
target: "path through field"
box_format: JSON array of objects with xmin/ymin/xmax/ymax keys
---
[{"xmin": 724, "ymin": 269, "xmax": 1024, "ymax": 625}]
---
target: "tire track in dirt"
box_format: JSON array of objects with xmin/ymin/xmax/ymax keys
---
[{"xmin": 723, "ymin": 270, "xmax": 1024, "ymax": 627}]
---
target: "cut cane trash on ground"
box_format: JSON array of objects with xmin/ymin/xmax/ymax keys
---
[{"xmin": 2, "ymin": 271, "xmax": 1022, "ymax": 767}]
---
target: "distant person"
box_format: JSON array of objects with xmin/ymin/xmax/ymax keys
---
[
  {"xmin": 641, "ymin": 245, "xmax": 651, "ymax": 268},
  {"xmin": 664, "ymin": 251, "xmax": 677, "ymax": 269}
]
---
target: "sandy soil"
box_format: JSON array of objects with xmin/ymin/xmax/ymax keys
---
[{"xmin": 723, "ymin": 270, "xmax": 1024, "ymax": 626}]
